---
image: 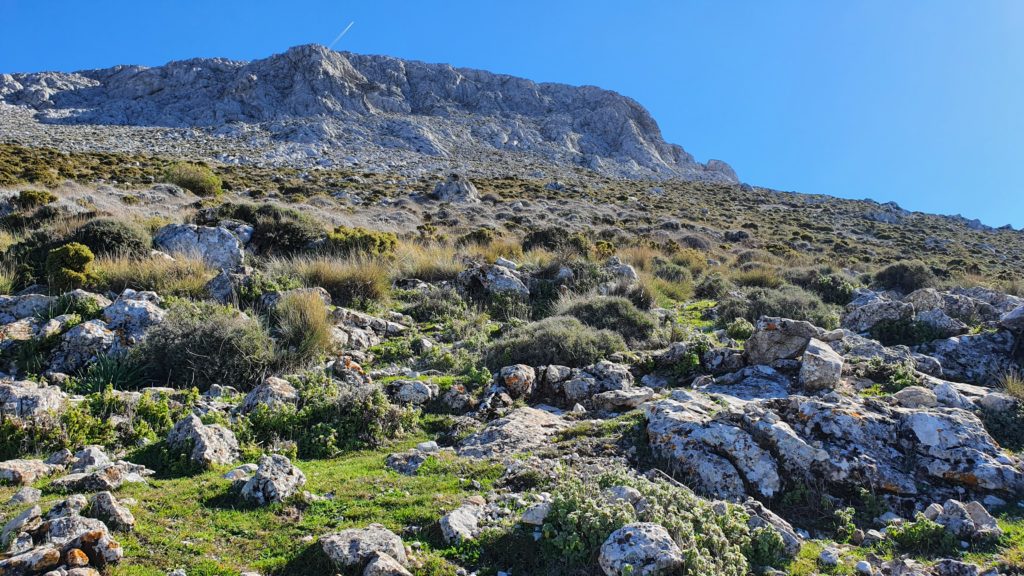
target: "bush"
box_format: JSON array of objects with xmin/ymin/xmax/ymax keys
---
[
  {"xmin": 726, "ymin": 317, "xmax": 755, "ymax": 340},
  {"xmin": 869, "ymin": 318, "xmax": 946, "ymax": 346},
  {"xmin": 402, "ymin": 285, "xmax": 468, "ymax": 323},
  {"xmin": 136, "ymin": 301, "xmax": 274, "ymax": 391},
  {"xmin": 326, "ymin": 225, "xmax": 397, "ymax": 258},
  {"xmin": 874, "ymin": 260, "xmax": 937, "ymax": 293},
  {"xmin": 523, "ymin": 227, "xmax": 590, "ymax": 255},
  {"xmin": 211, "ymin": 202, "xmax": 325, "ymax": 256},
  {"xmin": 558, "ymin": 295, "xmax": 658, "ymax": 346},
  {"xmin": 71, "ymin": 218, "xmax": 151, "ymax": 258},
  {"xmin": 651, "ymin": 256, "xmax": 692, "ymax": 283},
  {"xmin": 238, "ymin": 373, "xmax": 416, "ymax": 457},
  {"xmin": 91, "ymin": 254, "xmax": 215, "ymax": 298},
  {"xmin": 541, "ymin": 470, "xmax": 764, "ymax": 574},
  {"xmin": 45, "ymin": 242, "xmax": 95, "ymax": 291},
  {"xmin": 731, "ymin": 267, "xmax": 784, "ymax": 289},
  {"xmin": 863, "ymin": 357, "xmax": 920, "ymax": 392},
  {"xmin": 884, "ymin": 513, "xmax": 957, "ymax": 555},
  {"xmin": 14, "ymin": 189, "xmax": 57, "ymax": 209},
  {"xmin": 483, "ymin": 316, "xmax": 626, "ymax": 369},
  {"xmin": 164, "ymin": 162, "xmax": 222, "ymax": 197},
  {"xmin": 272, "ymin": 290, "xmax": 333, "ymax": 369},
  {"xmin": 717, "ymin": 285, "xmax": 839, "ymax": 330},
  {"xmin": 695, "ymin": 272, "xmax": 732, "ymax": 300}
]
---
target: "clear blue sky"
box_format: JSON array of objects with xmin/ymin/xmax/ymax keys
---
[{"xmin": 2, "ymin": 1, "xmax": 1022, "ymax": 226}]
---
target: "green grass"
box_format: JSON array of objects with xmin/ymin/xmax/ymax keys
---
[{"xmin": 0, "ymin": 440, "xmax": 503, "ymax": 576}]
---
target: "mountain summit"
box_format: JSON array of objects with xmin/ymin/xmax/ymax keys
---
[{"xmin": 0, "ymin": 44, "xmax": 735, "ymax": 180}]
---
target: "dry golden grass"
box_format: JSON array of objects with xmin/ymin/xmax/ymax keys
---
[
  {"xmin": 616, "ymin": 244, "xmax": 664, "ymax": 271},
  {"xmin": 266, "ymin": 255, "xmax": 391, "ymax": 310},
  {"xmin": 393, "ymin": 241, "xmax": 463, "ymax": 282},
  {"xmin": 91, "ymin": 254, "xmax": 215, "ymax": 297},
  {"xmin": 273, "ymin": 289, "xmax": 333, "ymax": 368},
  {"xmin": 730, "ymin": 266, "xmax": 785, "ymax": 289},
  {"xmin": 1000, "ymin": 370, "xmax": 1024, "ymax": 401},
  {"xmin": 0, "ymin": 258, "xmax": 13, "ymax": 295},
  {"xmin": 461, "ymin": 236, "xmax": 524, "ymax": 263}
]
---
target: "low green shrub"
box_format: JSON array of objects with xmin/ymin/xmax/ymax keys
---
[
  {"xmin": 164, "ymin": 162, "xmax": 222, "ymax": 197},
  {"xmin": 136, "ymin": 301, "xmax": 274, "ymax": 391},
  {"xmin": 45, "ymin": 242, "xmax": 95, "ymax": 291},
  {"xmin": 71, "ymin": 218, "xmax": 151, "ymax": 258},
  {"xmin": 874, "ymin": 260, "xmax": 937, "ymax": 293},
  {"xmin": 863, "ymin": 357, "xmax": 920, "ymax": 392},
  {"xmin": 718, "ymin": 285, "xmax": 839, "ymax": 330},
  {"xmin": 401, "ymin": 285, "xmax": 468, "ymax": 323},
  {"xmin": 523, "ymin": 227, "xmax": 590, "ymax": 255},
  {"xmin": 695, "ymin": 272, "xmax": 732, "ymax": 300},
  {"xmin": 726, "ymin": 317, "xmax": 755, "ymax": 340},
  {"xmin": 558, "ymin": 295, "xmax": 659, "ymax": 346},
  {"xmin": 483, "ymin": 316, "xmax": 626, "ymax": 369},
  {"xmin": 884, "ymin": 513, "xmax": 958, "ymax": 555},
  {"xmin": 869, "ymin": 318, "xmax": 946, "ymax": 346},
  {"xmin": 14, "ymin": 189, "xmax": 57, "ymax": 209},
  {"xmin": 326, "ymin": 225, "xmax": 397, "ymax": 258}
]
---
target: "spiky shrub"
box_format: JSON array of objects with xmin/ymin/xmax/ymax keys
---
[
  {"xmin": 695, "ymin": 272, "xmax": 732, "ymax": 299},
  {"xmin": 718, "ymin": 285, "xmax": 839, "ymax": 329},
  {"xmin": 883, "ymin": 513, "xmax": 957, "ymax": 555},
  {"xmin": 164, "ymin": 162, "xmax": 222, "ymax": 197},
  {"xmin": 45, "ymin": 242, "xmax": 95, "ymax": 291},
  {"xmin": 136, "ymin": 301, "xmax": 274, "ymax": 391},
  {"xmin": 557, "ymin": 295, "xmax": 659, "ymax": 346},
  {"xmin": 71, "ymin": 217, "xmax": 151, "ymax": 258},
  {"xmin": 272, "ymin": 290, "xmax": 333, "ymax": 369},
  {"xmin": 874, "ymin": 260, "xmax": 937, "ymax": 293},
  {"xmin": 326, "ymin": 225, "xmax": 397, "ymax": 258},
  {"xmin": 483, "ymin": 316, "xmax": 626, "ymax": 369},
  {"xmin": 14, "ymin": 189, "xmax": 57, "ymax": 210},
  {"xmin": 541, "ymin": 470, "xmax": 775, "ymax": 574},
  {"xmin": 212, "ymin": 202, "xmax": 325, "ymax": 256}
]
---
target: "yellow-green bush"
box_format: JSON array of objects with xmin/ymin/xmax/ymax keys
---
[
  {"xmin": 164, "ymin": 162, "xmax": 222, "ymax": 197},
  {"xmin": 45, "ymin": 242, "xmax": 95, "ymax": 291},
  {"xmin": 326, "ymin": 225, "xmax": 397, "ymax": 258}
]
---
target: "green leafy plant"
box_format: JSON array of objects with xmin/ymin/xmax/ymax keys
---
[
  {"xmin": 164, "ymin": 162, "xmax": 222, "ymax": 197},
  {"xmin": 45, "ymin": 242, "xmax": 96, "ymax": 291}
]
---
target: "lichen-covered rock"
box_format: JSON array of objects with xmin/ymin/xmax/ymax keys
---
[
  {"xmin": 842, "ymin": 300, "xmax": 914, "ymax": 333},
  {"xmin": 497, "ymin": 364, "xmax": 535, "ymax": 398},
  {"xmin": 153, "ymin": 223, "xmax": 244, "ymax": 270},
  {"xmin": 921, "ymin": 331, "xmax": 1020, "ymax": 386},
  {"xmin": 745, "ymin": 317, "xmax": 818, "ymax": 365},
  {"xmin": 385, "ymin": 379, "xmax": 439, "ymax": 406},
  {"xmin": 86, "ymin": 491, "xmax": 135, "ymax": 532},
  {"xmin": 935, "ymin": 499, "xmax": 1002, "ymax": 541},
  {"xmin": 0, "ymin": 293, "xmax": 54, "ymax": 324},
  {"xmin": 320, "ymin": 524, "xmax": 407, "ymax": 570},
  {"xmin": 102, "ymin": 289, "xmax": 165, "ymax": 344},
  {"xmin": 431, "ymin": 173, "xmax": 480, "ymax": 203},
  {"xmin": 457, "ymin": 407, "xmax": 568, "ymax": 458},
  {"xmin": 598, "ymin": 523, "xmax": 683, "ymax": 576},
  {"xmin": 166, "ymin": 414, "xmax": 239, "ymax": 468},
  {"xmin": 240, "ymin": 454, "xmax": 306, "ymax": 506},
  {"xmin": 238, "ymin": 376, "xmax": 298, "ymax": 414},
  {"xmin": 0, "ymin": 545, "xmax": 61, "ymax": 574},
  {"xmin": 0, "ymin": 459, "xmax": 60, "ymax": 486},
  {"xmin": 48, "ymin": 319, "xmax": 116, "ymax": 374},
  {"xmin": 457, "ymin": 264, "xmax": 529, "ymax": 298},
  {"xmin": 798, "ymin": 338, "xmax": 843, "ymax": 391},
  {"xmin": 439, "ymin": 502, "xmax": 483, "ymax": 543},
  {"xmin": 592, "ymin": 387, "xmax": 655, "ymax": 411},
  {"xmin": 0, "ymin": 380, "xmax": 65, "ymax": 419}
]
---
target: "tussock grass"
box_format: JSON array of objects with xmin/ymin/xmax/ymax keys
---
[
  {"xmin": 731, "ymin": 266, "xmax": 785, "ymax": 289},
  {"xmin": 462, "ymin": 235, "xmax": 524, "ymax": 263},
  {"xmin": 1000, "ymin": 370, "xmax": 1024, "ymax": 401},
  {"xmin": 393, "ymin": 241, "xmax": 462, "ymax": 282},
  {"xmin": 267, "ymin": 255, "xmax": 391, "ymax": 310},
  {"xmin": 273, "ymin": 290, "xmax": 333, "ymax": 369},
  {"xmin": 0, "ymin": 258, "xmax": 13, "ymax": 295},
  {"xmin": 92, "ymin": 254, "xmax": 215, "ymax": 297}
]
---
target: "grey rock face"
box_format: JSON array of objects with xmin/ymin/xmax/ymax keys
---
[
  {"xmin": 745, "ymin": 317, "xmax": 818, "ymax": 365},
  {"xmin": 102, "ymin": 290, "xmax": 165, "ymax": 344},
  {"xmin": 320, "ymin": 523, "xmax": 407, "ymax": 570},
  {"xmin": 0, "ymin": 380, "xmax": 65, "ymax": 420},
  {"xmin": 153, "ymin": 224, "xmax": 244, "ymax": 270},
  {"xmin": 798, "ymin": 338, "xmax": 844, "ymax": 392},
  {"xmin": 48, "ymin": 320, "xmax": 116, "ymax": 374},
  {"xmin": 166, "ymin": 414, "xmax": 239, "ymax": 468},
  {"xmin": 86, "ymin": 491, "xmax": 135, "ymax": 532},
  {"xmin": 238, "ymin": 377, "xmax": 298, "ymax": 414},
  {"xmin": 240, "ymin": 454, "xmax": 306, "ymax": 506},
  {"xmin": 2, "ymin": 44, "xmax": 736, "ymax": 181},
  {"xmin": 431, "ymin": 173, "xmax": 480, "ymax": 203},
  {"xmin": 457, "ymin": 407, "xmax": 568, "ymax": 458},
  {"xmin": 598, "ymin": 523, "xmax": 683, "ymax": 576}
]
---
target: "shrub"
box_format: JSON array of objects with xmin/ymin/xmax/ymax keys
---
[
  {"xmin": 604, "ymin": 278, "xmax": 656, "ymax": 310},
  {"xmin": 211, "ymin": 202, "xmax": 325, "ymax": 256},
  {"xmin": 136, "ymin": 301, "xmax": 274, "ymax": 391},
  {"xmin": 651, "ymin": 256, "xmax": 692, "ymax": 283},
  {"xmin": 523, "ymin": 227, "xmax": 589, "ymax": 255},
  {"xmin": 863, "ymin": 357, "xmax": 920, "ymax": 392},
  {"xmin": 45, "ymin": 242, "xmax": 95, "ymax": 291},
  {"xmin": 541, "ymin": 470, "xmax": 763, "ymax": 574},
  {"xmin": 239, "ymin": 373, "xmax": 416, "ymax": 457},
  {"xmin": 732, "ymin": 267, "xmax": 785, "ymax": 289},
  {"xmin": 483, "ymin": 316, "xmax": 626, "ymax": 369},
  {"xmin": 72, "ymin": 354, "xmax": 145, "ymax": 394},
  {"xmin": 726, "ymin": 317, "xmax": 755, "ymax": 340},
  {"xmin": 869, "ymin": 318, "xmax": 946, "ymax": 346},
  {"xmin": 874, "ymin": 260, "xmax": 937, "ymax": 293},
  {"xmin": 884, "ymin": 513, "xmax": 957, "ymax": 555},
  {"xmin": 402, "ymin": 285, "xmax": 468, "ymax": 323},
  {"xmin": 326, "ymin": 225, "xmax": 397, "ymax": 258},
  {"xmin": 0, "ymin": 259, "xmax": 13, "ymax": 295},
  {"xmin": 557, "ymin": 295, "xmax": 659, "ymax": 346},
  {"xmin": 14, "ymin": 189, "xmax": 57, "ymax": 209},
  {"xmin": 717, "ymin": 285, "xmax": 839, "ymax": 329},
  {"xmin": 164, "ymin": 162, "xmax": 222, "ymax": 197},
  {"xmin": 272, "ymin": 290, "xmax": 333, "ymax": 369},
  {"xmin": 71, "ymin": 218, "xmax": 151, "ymax": 258},
  {"xmin": 695, "ymin": 272, "xmax": 732, "ymax": 300}
]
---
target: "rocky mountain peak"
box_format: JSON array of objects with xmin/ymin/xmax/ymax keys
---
[{"xmin": 0, "ymin": 44, "xmax": 736, "ymax": 180}]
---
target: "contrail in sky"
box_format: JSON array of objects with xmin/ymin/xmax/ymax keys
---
[{"xmin": 328, "ymin": 21, "xmax": 355, "ymax": 49}]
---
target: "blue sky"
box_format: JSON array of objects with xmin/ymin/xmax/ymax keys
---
[{"xmin": 2, "ymin": 1, "xmax": 1022, "ymax": 226}]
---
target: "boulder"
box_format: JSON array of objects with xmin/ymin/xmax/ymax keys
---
[
  {"xmin": 842, "ymin": 300, "xmax": 914, "ymax": 333},
  {"xmin": 592, "ymin": 387, "xmax": 655, "ymax": 411},
  {"xmin": 48, "ymin": 320, "xmax": 116, "ymax": 373},
  {"xmin": 458, "ymin": 407, "xmax": 569, "ymax": 459},
  {"xmin": 0, "ymin": 380, "xmax": 65, "ymax": 419},
  {"xmin": 439, "ymin": 502, "xmax": 483, "ymax": 543},
  {"xmin": 102, "ymin": 290, "xmax": 165, "ymax": 344},
  {"xmin": 0, "ymin": 545, "xmax": 61, "ymax": 574},
  {"xmin": 86, "ymin": 491, "xmax": 135, "ymax": 532},
  {"xmin": 431, "ymin": 173, "xmax": 480, "ymax": 203},
  {"xmin": 745, "ymin": 317, "xmax": 818, "ymax": 365},
  {"xmin": 0, "ymin": 293, "xmax": 54, "ymax": 324},
  {"xmin": 935, "ymin": 499, "xmax": 1002, "ymax": 541},
  {"xmin": 320, "ymin": 524, "xmax": 407, "ymax": 570},
  {"xmin": 240, "ymin": 454, "xmax": 306, "ymax": 506},
  {"xmin": 498, "ymin": 364, "xmax": 536, "ymax": 398},
  {"xmin": 364, "ymin": 552, "xmax": 413, "ymax": 576},
  {"xmin": 598, "ymin": 523, "xmax": 683, "ymax": 576},
  {"xmin": 798, "ymin": 338, "xmax": 843, "ymax": 392},
  {"xmin": 0, "ymin": 458, "xmax": 59, "ymax": 485},
  {"xmin": 166, "ymin": 414, "xmax": 239, "ymax": 468},
  {"xmin": 238, "ymin": 376, "xmax": 298, "ymax": 414},
  {"xmin": 153, "ymin": 223, "xmax": 244, "ymax": 270},
  {"xmin": 457, "ymin": 264, "xmax": 529, "ymax": 298},
  {"xmin": 386, "ymin": 379, "xmax": 439, "ymax": 406},
  {"xmin": 999, "ymin": 305, "xmax": 1024, "ymax": 332}
]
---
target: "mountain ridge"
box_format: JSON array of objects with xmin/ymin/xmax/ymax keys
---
[{"xmin": 0, "ymin": 44, "xmax": 736, "ymax": 181}]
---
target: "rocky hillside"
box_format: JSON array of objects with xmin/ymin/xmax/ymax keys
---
[{"xmin": 0, "ymin": 44, "xmax": 735, "ymax": 181}]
